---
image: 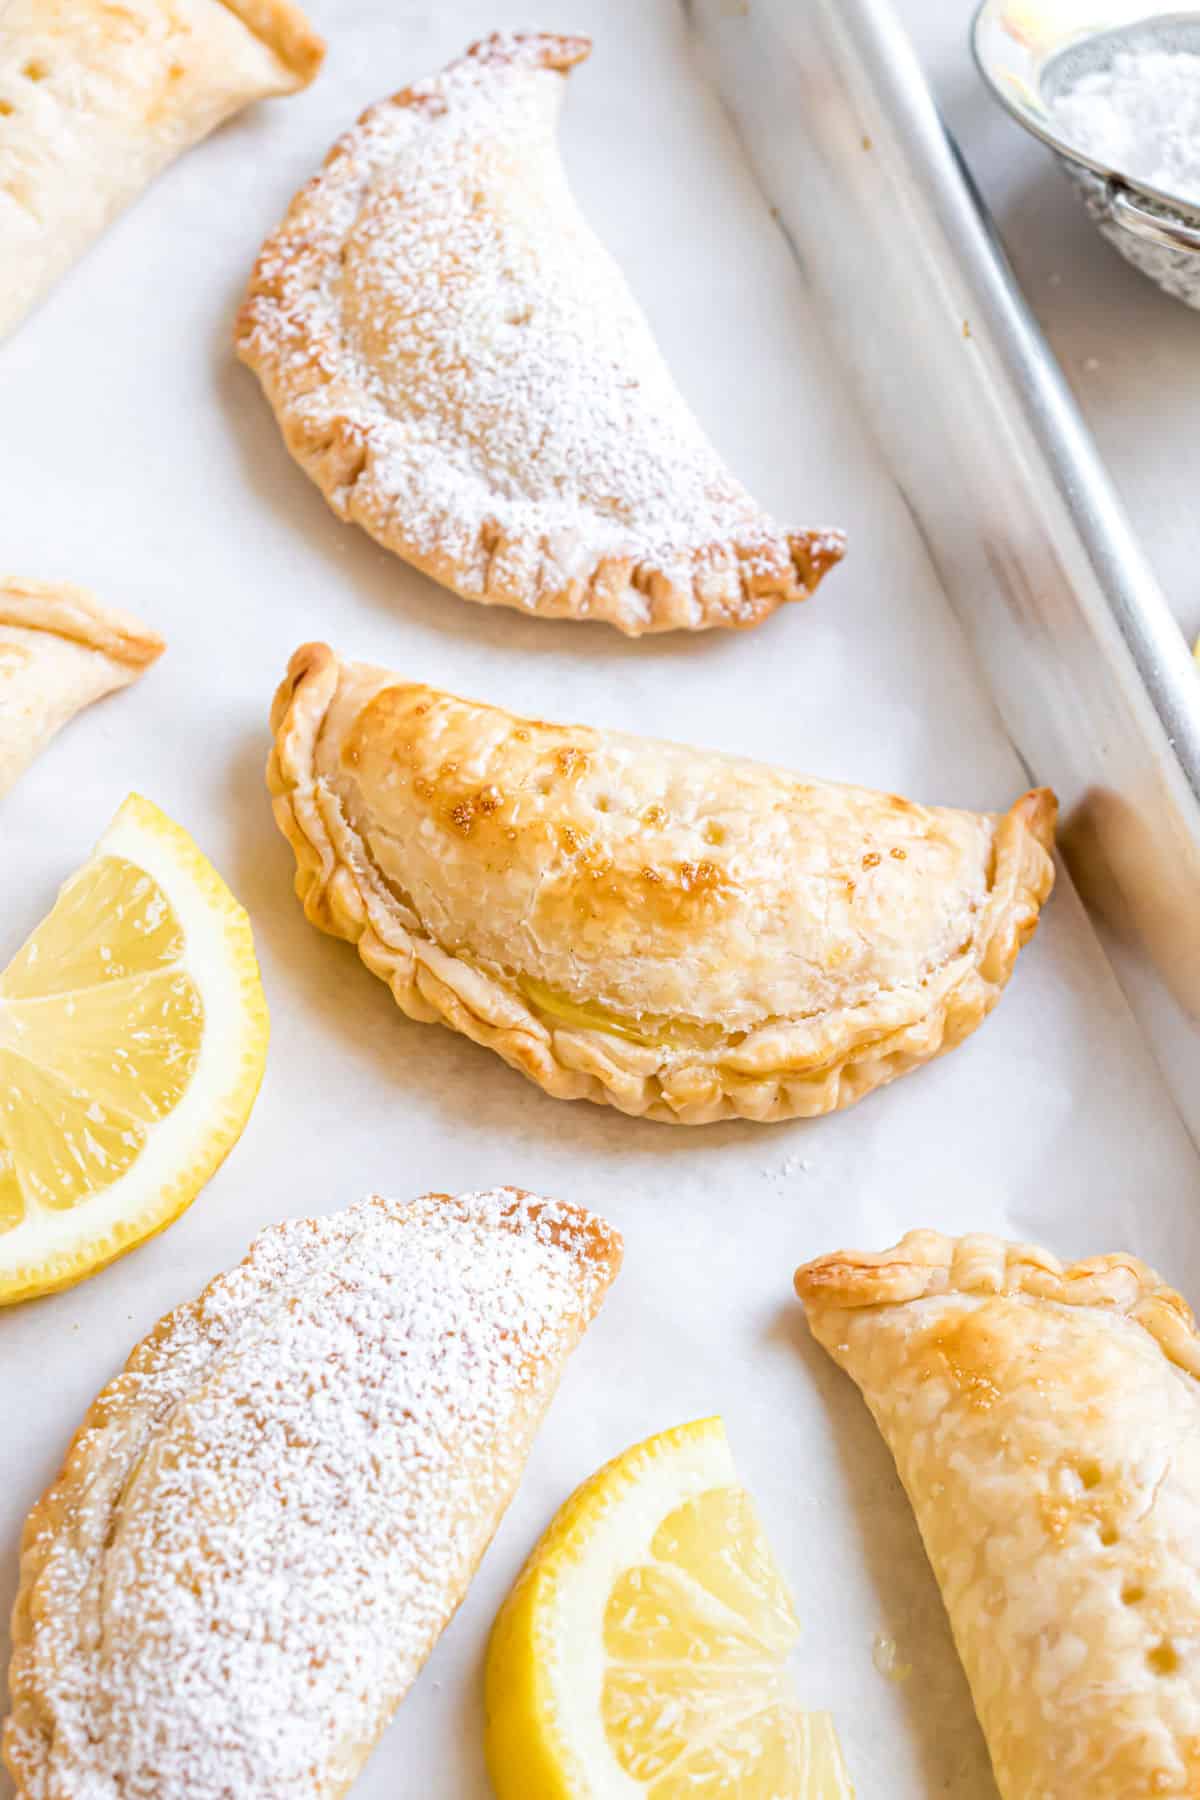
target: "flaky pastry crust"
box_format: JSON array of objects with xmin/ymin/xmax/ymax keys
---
[
  {"xmin": 4, "ymin": 1187, "xmax": 621, "ymax": 1800},
  {"xmin": 0, "ymin": 577, "xmax": 165, "ymax": 666},
  {"xmin": 0, "ymin": 578, "xmax": 165, "ymax": 797},
  {"xmin": 267, "ymin": 643, "xmax": 1056, "ymax": 1125},
  {"xmin": 797, "ymin": 1229, "xmax": 1200, "ymax": 1377},
  {"xmin": 0, "ymin": 0, "xmax": 324, "ymax": 342},
  {"xmin": 797, "ymin": 1231, "xmax": 1200, "ymax": 1799},
  {"xmin": 236, "ymin": 33, "xmax": 844, "ymax": 635}
]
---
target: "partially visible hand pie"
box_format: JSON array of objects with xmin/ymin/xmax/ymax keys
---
[
  {"xmin": 236, "ymin": 33, "xmax": 844, "ymax": 635},
  {"xmin": 796, "ymin": 1231, "xmax": 1200, "ymax": 1800},
  {"xmin": 0, "ymin": 578, "xmax": 164, "ymax": 797},
  {"xmin": 4, "ymin": 1186, "xmax": 622, "ymax": 1799},
  {"xmin": 0, "ymin": 0, "xmax": 324, "ymax": 341},
  {"xmin": 268, "ymin": 643, "xmax": 1056, "ymax": 1124}
]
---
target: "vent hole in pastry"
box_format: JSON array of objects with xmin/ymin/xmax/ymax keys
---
[
  {"xmin": 1098, "ymin": 1523, "xmax": 1120, "ymax": 1547},
  {"xmin": 1148, "ymin": 1641, "xmax": 1180, "ymax": 1676},
  {"xmin": 0, "ymin": 100, "xmax": 13, "ymax": 117},
  {"xmin": 1122, "ymin": 1583, "xmax": 1146, "ymax": 1607},
  {"xmin": 594, "ymin": 795, "xmax": 612, "ymax": 813},
  {"xmin": 22, "ymin": 60, "xmax": 49, "ymax": 80},
  {"xmin": 1079, "ymin": 1460, "xmax": 1104, "ymax": 1490},
  {"xmin": 703, "ymin": 821, "xmax": 726, "ymax": 847}
]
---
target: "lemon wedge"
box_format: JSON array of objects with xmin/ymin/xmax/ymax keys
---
[
  {"xmin": 485, "ymin": 1416, "xmax": 854, "ymax": 1799},
  {"xmin": 0, "ymin": 794, "xmax": 268, "ymax": 1303}
]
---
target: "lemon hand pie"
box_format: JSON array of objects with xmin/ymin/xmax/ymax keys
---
[
  {"xmin": 796, "ymin": 1231, "xmax": 1200, "ymax": 1800},
  {"xmin": 236, "ymin": 33, "xmax": 844, "ymax": 635},
  {"xmin": 268, "ymin": 643, "xmax": 1056, "ymax": 1125},
  {"xmin": 4, "ymin": 1187, "xmax": 622, "ymax": 1798},
  {"xmin": 0, "ymin": 0, "xmax": 323, "ymax": 341},
  {"xmin": 0, "ymin": 579, "xmax": 164, "ymax": 798}
]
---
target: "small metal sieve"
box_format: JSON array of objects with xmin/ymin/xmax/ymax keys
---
[{"xmin": 972, "ymin": 1, "xmax": 1200, "ymax": 309}]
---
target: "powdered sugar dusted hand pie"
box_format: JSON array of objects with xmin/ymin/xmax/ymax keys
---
[
  {"xmin": 268, "ymin": 643, "xmax": 1056, "ymax": 1124},
  {"xmin": 0, "ymin": 578, "xmax": 164, "ymax": 797},
  {"xmin": 0, "ymin": 0, "xmax": 324, "ymax": 342},
  {"xmin": 236, "ymin": 32, "xmax": 844, "ymax": 635},
  {"xmin": 3, "ymin": 1187, "xmax": 622, "ymax": 1800},
  {"xmin": 796, "ymin": 1232, "xmax": 1200, "ymax": 1800}
]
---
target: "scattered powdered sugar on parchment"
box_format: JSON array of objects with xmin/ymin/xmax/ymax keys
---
[
  {"xmin": 1050, "ymin": 48, "xmax": 1200, "ymax": 208},
  {"xmin": 238, "ymin": 34, "xmax": 842, "ymax": 627},
  {"xmin": 6, "ymin": 1188, "xmax": 618, "ymax": 1800},
  {"xmin": 759, "ymin": 1153, "xmax": 812, "ymax": 1181}
]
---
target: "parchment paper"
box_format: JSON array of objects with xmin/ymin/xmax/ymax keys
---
[{"xmin": 3, "ymin": 2, "xmax": 1199, "ymax": 1793}]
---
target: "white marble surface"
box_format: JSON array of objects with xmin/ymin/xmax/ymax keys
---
[
  {"xmin": 2, "ymin": 4, "xmax": 1199, "ymax": 1798},
  {"xmin": 901, "ymin": 0, "xmax": 1200, "ymax": 652}
]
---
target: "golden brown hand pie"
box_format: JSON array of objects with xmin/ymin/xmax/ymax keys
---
[
  {"xmin": 0, "ymin": 0, "xmax": 323, "ymax": 341},
  {"xmin": 796, "ymin": 1231, "xmax": 1200, "ymax": 1800},
  {"xmin": 0, "ymin": 578, "xmax": 164, "ymax": 797},
  {"xmin": 268, "ymin": 643, "xmax": 1056, "ymax": 1124},
  {"xmin": 4, "ymin": 1186, "xmax": 622, "ymax": 1800},
  {"xmin": 236, "ymin": 32, "xmax": 844, "ymax": 635}
]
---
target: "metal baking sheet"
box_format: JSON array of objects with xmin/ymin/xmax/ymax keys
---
[
  {"xmin": 692, "ymin": 0, "xmax": 1200, "ymax": 1145},
  {"xmin": 3, "ymin": 1, "xmax": 1200, "ymax": 1796}
]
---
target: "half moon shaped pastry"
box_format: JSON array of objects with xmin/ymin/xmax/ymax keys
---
[
  {"xmin": 0, "ymin": 0, "xmax": 324, "ymax": 341},
  {"xmin": 796, "ymin": 1231, "xmax": 1200, "ymax": 1800},
  {"xmin": 0, "ymin": 578, "xmax": 165, "ymax": 797},
  {"xmin": 235, "ymin": 33, "xmax": 844, "ymax": 635},
  {"xmin": 268, "ymin": 643, "xmax": 1056, "ymax": 1125},
  {"xmin": 4, "ymin": 1186, "xmax": 622, "ymax": 1800}
]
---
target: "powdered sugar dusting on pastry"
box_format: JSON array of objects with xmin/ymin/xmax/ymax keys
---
[
  {"xmin": 236, "ymin": 34, "xmax": 844, "ymax": 633},
  {"xmin": 3, "ymin": 1187, "xmax": 621, "ymax": 1799}
]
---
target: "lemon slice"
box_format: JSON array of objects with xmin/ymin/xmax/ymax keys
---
[
  {"xmin": 485, "ymin": 1416, "xmax": 854, "ymax": 1799},
  {"xmin": 0, "ymin": 794, "xmax": 268, "ymax": 1303}
]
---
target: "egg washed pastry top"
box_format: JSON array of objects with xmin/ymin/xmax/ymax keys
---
[
  {"xmin": 4, "ymin": 1187, "xmax": 622, "ymax": 1800},
  {"xmin": 0, "ymin": 579, "xmax": 164, "ymax": 797},
  {"xmin": 0, "ymin": 0, "xmax": 323, "ymax": 342},
  {"xmin": 268, "ymin": 643, "xmax": 1056, "ymax": 1125},
  {"xmin": 236, "ymin": 32, "xmax": 845, "ymax": 635},
  {"xmin": 796, "ymin": 1232, "xmax": 1200, "ymax": 1800}
]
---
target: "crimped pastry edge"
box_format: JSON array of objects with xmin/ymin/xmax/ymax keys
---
[
  {"xmin": 0, "ymin": 578, "xmax": 165, "ymax": 668},
  {"xmin": 219, "ymin": 0, "xmax": 326, "ymax": 85},
  {"xmin": 2, "ymin": 1188, "xmax": 622, "ymax": 1800},
  {"xmin": 234, "ymin": 32, "xmax": 845, "ymax": 637},
  {"xmin": 266, "ymin": 642, "xmax": 1057, "ymax": 1126},
  {"xmin": 795, "ymin": 1229, "xmax": 1200, "ymax": 1380}
]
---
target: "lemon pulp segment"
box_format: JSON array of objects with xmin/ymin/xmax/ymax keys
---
[{"xmin": 0, "ymin": 795, "xmax": 268, "ymax": 1302}]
